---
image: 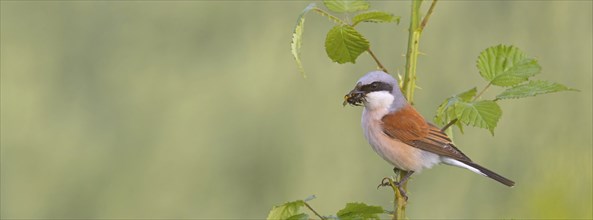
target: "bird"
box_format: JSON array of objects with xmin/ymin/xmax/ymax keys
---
[{"xmin": 343, "ymin": 71, "xmax": 514, "ymax": 198}]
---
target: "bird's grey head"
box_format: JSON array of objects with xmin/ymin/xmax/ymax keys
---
[
  {"xmin": 343, "ymin": 71, "xmax": 407, "ymax": 111},
  {"xmin": 356, "ymin": 71, "xmax": 398, "ymax": 88}
]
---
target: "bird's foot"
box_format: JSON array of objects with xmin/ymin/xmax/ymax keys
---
[
  {"xmin": 377, "ymin": 177, "xmax": 409, "ymax": 201},
  {"xmin": 377, "ymin": 177, "xmax": 393, "ymax": 189}
]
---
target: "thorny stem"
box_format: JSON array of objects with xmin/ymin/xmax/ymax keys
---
[
  {"xmin": 304, "ymin": 202, "xmax": 326, "ymax": 220},
  {"xmin": 367, "ymin": 48, "xmax": 389, "ymax": 73},
  {"xmin": 402, "ymin": 0, "xmax": 439, "ymax": 105},
  {"xmin": 402, "ymin": 0, "xmax": 423, "ymax": 105},
  {"xmin": 388, "ymin": 171, "xmax": 408, "ymax": 220},
  {"xmin": 391, "ymin": 0, "xmax": 438, "ymax": 219}
]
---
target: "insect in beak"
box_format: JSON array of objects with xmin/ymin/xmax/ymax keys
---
[{"xmin": 343, "ymin": 90, "xmax": 366, "ymax": 106}]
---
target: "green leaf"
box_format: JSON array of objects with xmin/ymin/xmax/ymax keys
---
[
  {"xmin": 490, "ymin": 59, "xmax": 541, "ymax": 86},
  {"xmin": 336, "ymin": 202, "xmax": 384, "ymax": 220},
  {"xmin": 267, "ymin": 200, "xmax": 307, "ymax": 220},
  {"xmin": 455, "ymin": 100, "xmax": 502, "ymax": 135},
  {"xmin": 496, "ymin": 80, "xmax": 578, "ymax": 100},
  {"xmin": 477, "ymin": 45, "xmax": 541, "ymax": 87},
  {"xmin": 286, "ymin": 213, "xmax": 309, "ymax": 220},
  {"xmin": 312, "ymin": 7, "xmax": 347, "ymax": 25},
  {"xmin": 291, "ymin": 3, "xmax": 316, "ymax": 77},
  {"xmin": 352, "ymin": 11, "xmax": 400, "ymax": 26},
  {"xmin": 434, "ymin": 98, "xmax": 456, "ymax": 126},
  {"xmin": 323, "ymin": 0, "xmax": 370, "ymax": 13},
  {"xmin": 456, "ymin": 87, "xmax": 478, "ymax": 101},
  {"xmin": 434, "ymin": 87, "xmax": 477, "ymax": 133},
  {"xmin": 325, "ymin": 25, "xmax": 370, "ymax": 64}
]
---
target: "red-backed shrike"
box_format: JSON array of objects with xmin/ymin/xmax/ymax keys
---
[{"xmin": 344, "ymin": 71, "xmax": 514, "ymax": 196}]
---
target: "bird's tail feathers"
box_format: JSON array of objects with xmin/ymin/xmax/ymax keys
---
[
  {"xmin": 442, "ymin": 158, "xmax": 515, "ymax": 187},
  {"xmin": 463, "ymin": 161, "xmax": 515, "ymax": 187}
]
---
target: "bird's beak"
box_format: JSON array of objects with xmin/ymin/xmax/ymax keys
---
[{"xmin": 343, "ymin": 86, "xmax": 365, "ymax": 106}]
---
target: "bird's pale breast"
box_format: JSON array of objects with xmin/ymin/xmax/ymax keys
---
[{"xmin": 362, "ymin": 108, "xmax": 441, "ymax": 172}]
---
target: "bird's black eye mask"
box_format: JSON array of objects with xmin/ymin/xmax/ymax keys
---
[
  {"xmin": 343, "ymin": 81, "xmax": 394, "ymax": 107},
  {"xmin": 359, "ymin": 81, "xmax": 393, "ymax": 93}
]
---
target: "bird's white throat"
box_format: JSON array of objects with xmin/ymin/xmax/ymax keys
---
[{"xmin": 364, "ymin": 91, "xmax": 395, "ymax": 111}]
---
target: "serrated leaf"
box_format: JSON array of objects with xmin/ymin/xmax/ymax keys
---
[
  {"xmin": 323, "ymin": 0, "xmax": 370, "ymax": 13},
  {"xmin": 434, "ymin": 87, "xmax": 477, "ymax": 132},
  {"xmin": 477, "ymin": 45, "xmax": 541, "ymax": 87},
  {"xmin": 325, "ymin": 25, "xmax": 369, "ymax": 64},
  {"xmin": 336, "ymin": 202, "xmax": 384, "ymax": 220},
  {"xmin": 455, "ymin": 100, "xmax": 502, "ymax": 135},
  {"xmin": 490, "ymin": 59, "xmax": 541, "ymax": 86},
  {"xmin": 267, "ymin": 200, "xmax": 307, "ymax": 220},
  {"xmin": 496, "ymin": 80, "xmax": 578, "ymax": 100},
  {"xmin": 291, "ymin": 3, "xmax": 316, "ymax": 77},
  {"xmin": 352, "ymin": 11, "xmax": 400, "ymax": 26},
  {"xmin": 312, "ymin": 7, "xmax": 347, "ymax": 25}
]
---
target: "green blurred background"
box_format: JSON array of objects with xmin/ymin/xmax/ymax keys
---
[{"xmin": 1, "ymin": 1, "xmax": 591, "ymax": 219}]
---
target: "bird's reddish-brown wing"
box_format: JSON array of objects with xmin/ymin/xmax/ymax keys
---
[{"xmin": 381, "ymin": 104, "xmax": 471, "ymax": 162}]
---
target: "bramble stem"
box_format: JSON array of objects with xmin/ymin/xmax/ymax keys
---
[
  {"xmin": 402, "ymin": 0, "xmax": 423, "ymax": 105},
  {"xmin": 394, "ymin": 0, "xmax": 438, "ymax": 219},
  {"xmin": 304, "ymin": 202, "xmax": 326, "ymax": 220},
  {"xmin": 389, "ymin": 171, "xmax": 409, "ymax": 220},
  {"xmin": 367, "ymin": 48, "xmax": 389, "ymax": 73}
]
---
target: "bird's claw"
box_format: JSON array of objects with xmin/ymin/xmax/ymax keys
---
[
  {"xmin": 377, "ymin": 177, "xmax": 393, "ymax": 189},
  {"xmin": 377, "ymin": 177, "xmax": 409, "ymax": 201}
]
